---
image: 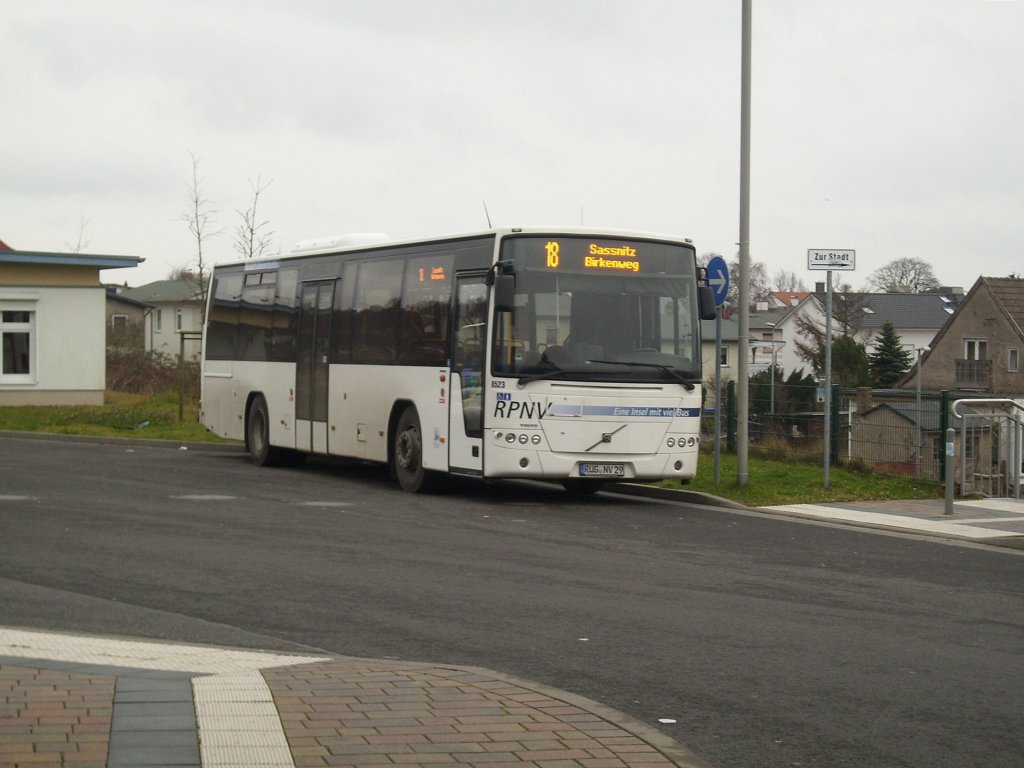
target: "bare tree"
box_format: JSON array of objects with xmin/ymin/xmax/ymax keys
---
[
  {"xmin": 867, "ymin": 257, "xmax": 940, "ymax": 293},
  {"xmin": 793, "ymin": 283, "xmax": 867, "ymax": 373},
  {"xmin": 64, "ymin": 215, "xmax": 92, "ymax": 254},
  {"xmin": 727, "ymin": 257, "xmax": 771, "ymax": 306},
  {"xmin": 180, "ymin": 151, "xmax": 220, "ymax": 322},
  {"xmin": 831, "ymin": 282, "xmax": 869, "ymax": 336},
  {"xmin": 233, "ymin": 175, "xmax": 274, "ymax": 259},
  {"xmin": 772, "ymin": 268, "xmax": 807, "ymax": 293}
]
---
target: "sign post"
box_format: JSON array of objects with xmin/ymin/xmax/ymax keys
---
[
  {"xmin": 808, "ymin": 249, "xmax": 855, "ymax": 489},
  {"xmin": 706, "ymin": 256, "xmax": 730, "ymax": 486}
]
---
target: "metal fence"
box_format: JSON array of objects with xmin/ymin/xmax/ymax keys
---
[{"xmin": 706, "ymin": 382, "xmax": 1024, "ymax": 498}]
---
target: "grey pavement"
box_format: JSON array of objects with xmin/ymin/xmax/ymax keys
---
[
  {"xmin": 4, "ymin": 432, "xmax": 1023, "ymax": 767},
  {"xmin": 758, "ymin": 495, "xmax": 1024, "ymax": 549},
  {"xmin": 616, "ymin": 485, "xmax": 1024, "ymax": 550},
  {"xmin": 3, "ymin": 495, "xmax": 1020, "ymax": 768}
]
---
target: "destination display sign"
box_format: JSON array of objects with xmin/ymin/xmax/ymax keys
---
[{"xmin": 503, "ymin": 236, "xmax": 694, "ymax": 277}]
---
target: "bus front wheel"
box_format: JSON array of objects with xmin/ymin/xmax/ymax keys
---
[
  {"xmin": 393, "ymin": 407, "xmax": 442, "ymax": 493},
  {"xmin": 247, "ymin": 395, "xmax": 290, "ymax": 467}
]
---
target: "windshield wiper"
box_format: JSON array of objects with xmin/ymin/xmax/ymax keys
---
[
  {"xmin": 586, "ymin": 359, "xmax": 698, "ymax": 391},
  {"xmin": 517, "ymin": 366, "xmax": 567, "ymax": 387}
]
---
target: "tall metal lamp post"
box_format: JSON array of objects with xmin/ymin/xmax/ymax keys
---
[{"xmin": 916, "ymin": 346, "xmax": 928, "ymax": 476}]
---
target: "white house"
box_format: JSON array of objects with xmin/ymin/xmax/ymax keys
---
[
  {"xmin": 122, "ymin": 277, "xmax": 204, "ymax": 360},
  {"xmin": 0, "ymin": 238, "xmax": 142, "ymax": 405},
  {"xmin": 744, "ymin": 290, "xmax": 960, "ymax": 380}
]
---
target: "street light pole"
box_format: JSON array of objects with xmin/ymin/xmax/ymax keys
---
[
  {"xmin": 737, "ymin": 0, "xmax": 752, "ymax": 486},
  {"xmin": 767, "ymin": 322, "xmax": 777, "ymax": 415},
  {"xmin": 916, "ymin": 346, "xmax": 927, "ymax": 477}
]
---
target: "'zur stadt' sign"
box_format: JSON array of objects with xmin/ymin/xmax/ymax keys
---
[{"xmin": 807, "ymin": 249, "xmax": 855, "ymax": 271}]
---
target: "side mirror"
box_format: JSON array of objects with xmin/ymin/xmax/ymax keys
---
[
  {"xmin": 487, "ymin": 260, "xmax": 516, "ymax": 312},
  {"xmin": 494, "ymin": 273, "xmax": 515, "ymax": 313},
  {"xmin": 698, "ymin": 285, "xmax": 718, "ymax": 320}
]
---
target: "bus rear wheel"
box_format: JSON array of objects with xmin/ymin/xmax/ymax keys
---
[{"xmin": 393, "ymin": 407, "xmax": 443, "ymax": 493}]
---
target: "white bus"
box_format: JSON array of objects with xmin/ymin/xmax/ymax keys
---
[{"xmin": 201, "ymin": 227, "xmax": 717, "ymax": 493}]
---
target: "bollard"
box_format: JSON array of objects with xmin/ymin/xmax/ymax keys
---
[{"xmin": 944, "ymin": 427, "xmax": 955, "ymax": 516}]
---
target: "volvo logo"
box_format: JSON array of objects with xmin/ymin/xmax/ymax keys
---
[{"xmin": 585, "ymin": 424, "xmax": 627, "ymax": 452}]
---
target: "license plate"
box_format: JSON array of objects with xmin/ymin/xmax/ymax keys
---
[{"xmin": 579, "ymin": 463, "xmax": 625, "ymax": 478}]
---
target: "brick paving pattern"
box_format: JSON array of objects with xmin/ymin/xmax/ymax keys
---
[
  {"xmin": 264, "ymin": 661, "xmax": 686, "ymax": 768},
  {"xmin": 0, "ymin": 664, "xmax": 114, "ymax": 768}
]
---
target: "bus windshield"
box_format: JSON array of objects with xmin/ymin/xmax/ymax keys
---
[{"xmin": 492, "ymin": 235, "xmax": 702, "ymax": 385}]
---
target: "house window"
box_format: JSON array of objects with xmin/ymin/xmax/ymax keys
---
[
  {"xmin": 964, "ymin": 434, "xmax": 979, "ymax": 460},
  {"xmin": 1009, "ymin": 349, "xmax": 1019, "ymax": 373},
  {"xmin": 154, "ymin": 309, "xmax": 163, "ymax": 332},
  {"xmin": 111, "ymin": 314, "xmax": 128, "ymax": 329},
  {"xmin": 1, "ymin": 309, "xmax": 35, "ymax": 381},
  {"xmin": 964, "ymin": 339, "xmax": 988, "ymax": 361},
  {"xmin": 175, "ymin": 309, "xmax": 183, "ymax": 332},
  {"xmin": 720, "ymin": 346, "xmax": 729, "ymax": 366}
]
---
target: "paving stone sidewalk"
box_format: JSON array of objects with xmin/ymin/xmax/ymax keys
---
[
  {"xmin": 0, "ymin": 628, "xmax": 710, "ymax": 768},
  {"xmin": 262, "ymin": 659, "xmax": 708, "ymax": 768}
]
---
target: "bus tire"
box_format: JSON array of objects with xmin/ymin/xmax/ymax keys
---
[
  {"xmin": 393, "ymin": 406, "xmax": 443, "ymax": 493},
  {"xmin": 247, "ymin": 395, "xmax": 287, "ymax": 467}
]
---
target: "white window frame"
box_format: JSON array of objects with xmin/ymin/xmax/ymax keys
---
[
  {"xmin": 1, "ymin": 304, "xmax": 37, "ymax": 384},
  {"xmin": 1009, "ymin": 348, "xmax": 1019, "ymax": 373},
  {"xmin": 154, "ymin": 308, "xmax": 163, "ymax": 333},
  {"xmin": 964, "ymin": 338, "xmax": 988, "ymax": 361}
]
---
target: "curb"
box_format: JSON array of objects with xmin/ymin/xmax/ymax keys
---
[{"xmin": 612, "ymin": 481, "xmax": 754, "ymax": 511}]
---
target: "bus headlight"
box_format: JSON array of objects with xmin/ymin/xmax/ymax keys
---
[
  {"xmin": 667, "ymin": 436, "xmax": 699, "ymax": 450},
  {"xmin": 495, "ymin": 431, "xmax": 544, "ymax": 448}
]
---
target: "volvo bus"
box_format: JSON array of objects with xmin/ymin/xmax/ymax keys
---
[{"xmin": 201, "ymin": 227, "xmax": 716, "ymax": 493}]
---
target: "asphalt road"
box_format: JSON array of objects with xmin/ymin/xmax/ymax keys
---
[{"xmin": 1, "ymin": 434, "xmax": 1021, "ymax": 768}]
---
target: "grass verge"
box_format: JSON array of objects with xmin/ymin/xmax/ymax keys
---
[
  {"xmin": 669, "ymin": 449, "xmax": 943, "ymax": 508},
  {"xmin": 0, "ymin": 391, "xmax": 235, "ymax": 444}
]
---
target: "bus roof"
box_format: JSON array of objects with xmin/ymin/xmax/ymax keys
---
[{"xmin": 221, "ymin": 226, "xmax": 693, "ymax": 271}]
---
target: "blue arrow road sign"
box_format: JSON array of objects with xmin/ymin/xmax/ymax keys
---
[{"xmin": 706, "ymin": 255, "xmax": 730, "ymax": 307}]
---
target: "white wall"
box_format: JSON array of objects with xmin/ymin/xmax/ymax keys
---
[
  {"xmin": 38, "ymin": 287, "xmax": 105, "ymax": 391},
  {"xmin": 0, "ymin": 286, "xmax": 105, "ymax": 404},
  {"xmin": 146, "ymin": 301, "xmax": 203, "ymax": 360}
]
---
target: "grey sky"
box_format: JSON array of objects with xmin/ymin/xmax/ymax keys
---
[{"xmin": 3, "ymin": 0, "xmax": 1021, "ymax": 289}]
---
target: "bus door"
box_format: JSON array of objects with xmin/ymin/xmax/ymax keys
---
[
  {"xmin": 448, "ymin": 273, "xmax": 487, "ymax": 474},
  {"xmin": 296, "ymin": 280, "xmax": 335, "ymax": 454}
]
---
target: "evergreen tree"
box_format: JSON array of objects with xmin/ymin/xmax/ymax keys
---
[
  {"xmin": 869, "ymin": 322, "xmax": 913, "ymax": 387},
  {"xmin": 815, "ymin": 335, "xmax": 872, "ymax": 388}
]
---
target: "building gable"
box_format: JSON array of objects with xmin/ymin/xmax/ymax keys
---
[{"xmin": 912, "ymin": 277, "xmax": 1024, "ymax": 394}]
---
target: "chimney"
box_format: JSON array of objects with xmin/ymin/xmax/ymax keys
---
[
  {"xmin": 815, "ymin": 282, "xmax": 825, "ymax": 293},
  {"xmin": 855, "ymin": 387, "xmax": 873, "ymax": 412}
]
